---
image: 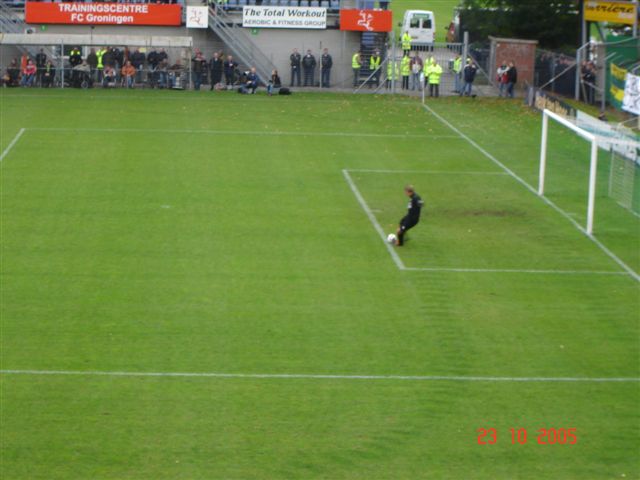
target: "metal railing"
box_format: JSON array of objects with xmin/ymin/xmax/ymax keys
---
[{"xmin": 208, "ymin": 5, "xmax": 276, "ymax": 84}]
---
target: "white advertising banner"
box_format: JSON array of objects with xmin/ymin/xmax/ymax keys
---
[
  {"xmin": 622, "ymin": 72, "xmax": 640, "ymax": 116},
  {"xmin": 242, "ymin": 6, "xmax": 326, "ymax": 29},
  {"xmin": 186, "ymin": 6, "xmax": 208, "ymax": 28}
]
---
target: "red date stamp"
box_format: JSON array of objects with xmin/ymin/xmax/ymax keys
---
[{"xmin": 477, "ymin": 427, "xmax": 577, "ymax": 445}]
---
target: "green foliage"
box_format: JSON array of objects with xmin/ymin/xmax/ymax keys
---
[{"xmin": 460, "ymin": 0, "xmax": 581, "ymax": 49}]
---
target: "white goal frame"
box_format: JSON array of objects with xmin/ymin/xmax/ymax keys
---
[{"xmin": 538, "ymin": 109, "xmax": 599, "ymax": 235}]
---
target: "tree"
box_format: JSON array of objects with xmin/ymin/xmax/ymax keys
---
[{"xmin": 459, "ymin": 0, "xmax": 581, "ymax": 50}]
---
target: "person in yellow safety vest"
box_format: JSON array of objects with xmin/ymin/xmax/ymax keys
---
[
  {"xmin": 426, "ymin": 60, "xmax": 443, "ymax": 98},
  {"xmin": 452, "ymin": 54, "xmax": 462, "ymax": 93},
  {"xmin": 400, "ymin": 52, "xmax": 411, "ymax": 90},
  {"xmin": 96, "ymin": 47, "xmax": 106, "ymax": 82},
  {"xmin": 401, "ymin": 31, "xmax": 412, "ymax": 55},
  {"xmin": 386, "ymin": 57, "xmax": 399, "ymax": 89},
  {"xmin": 352, "ymin": 50, "xmax": 362, "ymax": 87},
  {"xmin": 369, "ymin": 50, "xmax": 381, "ymax": 87}
]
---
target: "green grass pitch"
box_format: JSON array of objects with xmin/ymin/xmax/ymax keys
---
[{"xmin": 1, "ymin": 90, "xmax": 638, "ymax": 479}]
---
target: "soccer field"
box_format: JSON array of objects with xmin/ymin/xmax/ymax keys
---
[{"xmin": 1, "ymin": 90, "xmax": 638, "ymax": 479}]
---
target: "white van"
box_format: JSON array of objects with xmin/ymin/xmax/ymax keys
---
[{"xmin": 400, "ymin": 10, "xmax": 436, "ymax": 46}]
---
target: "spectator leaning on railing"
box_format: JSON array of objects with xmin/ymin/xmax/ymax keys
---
[
  {"xmin": 21, "ymin": 59, "xmax": 37, "ymax": 87},
  {"xmin": 121, "ymin": 60, "xmax": 136, "ymax": 88}
]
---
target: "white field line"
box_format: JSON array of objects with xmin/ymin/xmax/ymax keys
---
[
  {"xmin": 344, "ymin": 168, "xmax": 627, "ymax": 276},
  {"xmin": 404, "ymin": 267, "xmax": 627, "ymax": 275},
  {"xmin": 0, "ymin": 128, "xmax": 25, "ymax": 163},
  {"xmin": 421, "ymin": 103, "xmax": 640, "ymax": 283},
  {"xmin": 0, "ymin": 369, "xmax": 638, "ymax": 383},
  {"xmin": 29, "ymin": 127, "xmax": 459, "ymax": 140},
  {"xmin": 342, "ymin": 169, "xmax": 406, "ymax": 270},
  {"xmin": 347, "ymin": 169, "xmax": 508, "ymax": 175}
]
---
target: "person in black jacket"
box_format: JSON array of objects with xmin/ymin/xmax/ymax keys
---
[
  {"xmin": 320, "ymin": 48, "xmax": 332, "ymax": 88},
  {"xmin": 35, "ymin": 49, "xmax": 47, "ymax": 86},
  {"xmin": 506, "ymin": 61, "xmax": 517, "ymax": 98},
  {"xmin": 290, "ymin": 48, "xmax": 301, "ymax": 86},
  {"xmin": 209, "ymin": 51, "xmax": 223, "ymax": 89},
  {"xmin": 224, "ymin": 55, "xmax": 238, "ymax": 86},
  {"xmin": 394, "ymin": 185, "xmax": 424, "ymax": 247},
  {"xmin": 191, "ymin": 51, "xmax": 207, "ymax": 90},
  {"xmin": 302, "ymin": 49, "xmax": 316, "ymax": 87},
  {"xmin": 461, "ymin": 59, "xmax": 477, "ymax": 97},
  {"xmin": 130, "ymin": 48, "xmax": 146, "ymax": 83}
]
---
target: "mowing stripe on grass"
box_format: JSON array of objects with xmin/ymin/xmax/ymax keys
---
[
  {"xmin": 1, "ymin": 369, "xmax": 638, "ymax": 383},
  {"xmin": 421, "ymin": 103, "xmax": 640, "ymax": 283},
  {"xmin": 342, "ymin": 169, "xmax": 406, "ymax": 270},
  {"xmin": 30, "ymin": 127, "xmax": 457, "ymax": 140},
  {"xmin": 0, "ymin": 128, "xmax": 25, "ymax": 163}
]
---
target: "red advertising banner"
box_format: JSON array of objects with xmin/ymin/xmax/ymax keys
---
[
  {"xmin": 25, "ymin": 2, "xmax": 182, "ymax": 26},
  {"xmin": 339, "ymin": 9, "xmax": 392, "ymax": 32}
]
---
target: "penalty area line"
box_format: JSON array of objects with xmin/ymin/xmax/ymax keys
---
[
  {"xmin": 0, "ymin": 128, "xmax": 25, "ymax": 163},
  {"xmin": 1, "ymin": 369, "xmax": 638, "ymax": 383},
  {"xmin": 404, "ymin": 267, "xmax": 627, "ymax": 275},
  {"xmin": 421, "ymin": 103, "xmax": 640, "ymax": 283},
  {"xmin": 342, "ymin": 169, "xmax": 405, "ymax": 270}
]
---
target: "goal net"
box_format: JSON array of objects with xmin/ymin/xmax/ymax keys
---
[{"xmin": 538, "ymin": 109, "xmax": 640, "ymax": 235}]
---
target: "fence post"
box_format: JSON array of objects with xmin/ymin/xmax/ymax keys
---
[
  {"xmin": 60, "ymin": 41, "xmax": 64, "ymax": 89},
  {"xmin": 462, "ymin": 31, "xmax": 469, "ymax": 65}
]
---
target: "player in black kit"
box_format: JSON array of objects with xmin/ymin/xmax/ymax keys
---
[{"xmin": 395, "ymin": 185, "xmax": 424, "ymax": 246}]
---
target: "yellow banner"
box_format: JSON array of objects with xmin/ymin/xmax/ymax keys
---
[
  {"xmin": 610, "ymin": 84, "xmax": 625, "ymax": 102},
  {"xmin": 584, "ymin": 0, "xmax": 638, "ymax": 25},
  {"xmin": 611, "ymin": 62, "xmax": 628, "ymax": 81}
]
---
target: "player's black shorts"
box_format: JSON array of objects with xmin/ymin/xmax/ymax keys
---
[{"xmin": 400, "ymin": 216, "xmax": 418, "ymax": 232}]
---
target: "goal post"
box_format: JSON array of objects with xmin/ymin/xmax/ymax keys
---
[{"xmin": 539, "ymin": 109, "xmax": 599, "ymax": 235}]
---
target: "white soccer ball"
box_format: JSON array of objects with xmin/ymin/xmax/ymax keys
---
[{"xmin": 387, "ymin": 233, "xmax": 397, "ymax": 245}]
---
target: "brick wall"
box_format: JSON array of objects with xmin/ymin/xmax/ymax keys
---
[{"xmin": 489, "ymin": 37, "xmax": 538, "ymax": 92}]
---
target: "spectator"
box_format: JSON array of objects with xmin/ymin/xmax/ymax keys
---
[
  {"xmin": 386, "ymin": 56, "xmax": 399, "ymax": 89},
  {"xmin": 21, "ymin": 59, "xmax": 37, "ymax": 87},
  {"xmin": 96, "ymin": 47, "xmax": 107, "ymax": 83},
  {"xmin": 72, "ymin": 60, "xmax": 91, "ymax": 88},
  {"xmin": 20, "ymin": 53, "xmax": 28, "ymax": 74},
  {"xmin": 461, "ymin": 58, "xmax": 476, "ymax": 96},
  {"xmin": 401, "ymin": 52, "xmax": 410, "ymax": 90},
  {"xmin": 320, "ymin": 48, "xmax": 332, "ymax": 88},
  {"xmin": 5, "ymin": 59, "xmax": 20, "ymax": 87},
  {"xmin": 581, "ymin": 61, "xmax": 596, "ymax": 105},
  {"xmin": 426, "ymin": 59, "xmax": 442, "ymax": 97},
  {"xmin": 87, "ymin": 48, "xmax": 98, "ymax": 82},
  {"xmin": 168, "ymin": 61, "xmax": 184, "ymax": 89},
  {"xmin": 209, "ymin": 51, "xmax": 223, "ymax": 90},
  {"xmin": 369, "ymin": 50, "xmax": 381, "ymax": 87},
  {"xmin": 112, "ymin": 46, "xmax": 124, "ymax": 72},
  {"xmin": 352, "ymin": 50, "xmax": 361, "ymax": 87},
  {"xmin": 496, "ymin": 61, "xmax": 508, "ymax": 97},
  {"xmin": 191, "ymin": 51, "xmax": 207, "ymax": 90},
  {"xmin": 302, "ymin": 49, "xmax": 316, "ymax": 87},
  {"xmin": 157, "ymin": 59, "xmax": 169, "ymax": 89},
  {"xmin": 121, "ymin": 60, "xmax": 136, "ymax": 88},
  {"xmin": 290, "ymin": 48, "xmax": 301, "ymax": 87},
  {"xmin": 452, "ymin": 54, "xmax": 462, "ymax": 93},
  {"xmin": 401, "ymin": 31, "xmax": 411, "ymax": 55},
  {"xmin": 240, "ymin": 66, "xmax": 260, "ymax": 94},
  {"xmin": 224, "ymin": 55, "xmax": 238, "ymax": 86},
  {"xmin": 69, "ymin": 46, "xmax": 82, "ymax": 68},
  {"xmin": 41, "ymin": 60, "xmax": 55, "ymax": 88},
  {"xmin": 130, "ymin": 48, "xmax": 145, "ymax": 83},
  {"xmin": 35, "ymin": 48, "xmax": 47, "ymax": 87},
  {"xmin": 102, "ymin": 64, "xmax": 116, "ymax": 88},
  {"xmin": 506, "ymin": 61, "xmax": 517, "ymax": 98},
  {"xmin": 410, "ymin": 52, "xmax": 422, "ymax": 91},
  {"xmin": 147, "ymin": 49, "xmax": 159, "ymax": 86},
  {"xmin": 268, "ymin": 69, "xmax": 281, "ymax": 96}
]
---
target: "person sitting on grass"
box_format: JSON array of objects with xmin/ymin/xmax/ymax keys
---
[
  {"xmin": 239, "ymin": 67, "xmax": 260, "ymax": 94},
  {"xmin": 121, "ymin": 60, "xmax": 136, "ymax": 89},
  {"xmin": 267, "ymin": 69, "xmax": 281, "ymax": 96},
  {"xmin": 20, "ymin": 59, "xmax": 37, "ymax": 87}
]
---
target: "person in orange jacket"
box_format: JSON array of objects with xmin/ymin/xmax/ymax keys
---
[{"xmin": 121, "ymin": 60, "xmax": 136, "ymax": 88}]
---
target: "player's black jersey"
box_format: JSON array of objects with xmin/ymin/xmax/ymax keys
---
[{"xmin": 407, "ymin": 193, "xmax": 424, "ymax": 221}]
